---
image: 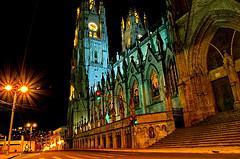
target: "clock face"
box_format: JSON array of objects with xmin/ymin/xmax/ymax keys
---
[{"xmin": 88, "ymin": 22, "xmax": 98, "ymax": 31}]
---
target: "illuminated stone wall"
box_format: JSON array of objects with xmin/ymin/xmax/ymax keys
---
[{"xmin": 174, "ymin": 0, "xmax": 240, "ymax": 127}]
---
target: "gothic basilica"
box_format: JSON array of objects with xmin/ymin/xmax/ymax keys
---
[{"xmin": 66, "ymin": 0, "xmax": 240, "ymax": 149}]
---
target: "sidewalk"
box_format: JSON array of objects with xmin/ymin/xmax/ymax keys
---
[
  {"xmin": 0, "ymin": 153, "xmax": 20, "ymax": 159},
  {"xmin": 72, "ymin": 146, "xmax": 240, "ymax": 154}
]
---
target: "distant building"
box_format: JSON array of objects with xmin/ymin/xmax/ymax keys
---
[
  {"xmin": 43, "ymin": 127, "xmax": 67, "ymax": 151},
  {"xmin": 66, "ymin": 0, "xmax": 240, "ymax": 149}
]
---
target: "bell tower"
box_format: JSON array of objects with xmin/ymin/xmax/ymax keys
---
[
  {"xmin": 121, "ymin": 9, "xmax": 148, "ymax": 52},
  {"xmin": 68, "ymin": 0, "xmax": 109, "ymax": 137},
  {"xmin": 71, "ymin": 0, "xmax": 109, "ymax": 93}
]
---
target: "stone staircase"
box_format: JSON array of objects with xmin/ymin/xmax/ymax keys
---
[{"xmin": 149, "ymin": 110, "xmax": 240, "ymax": 148}]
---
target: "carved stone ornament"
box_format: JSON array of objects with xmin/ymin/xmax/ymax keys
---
[{"xmin": 148, "ymin": 55, "xmax": 152, "ymax": 62}]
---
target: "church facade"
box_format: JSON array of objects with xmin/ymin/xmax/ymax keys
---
[
  {"xmin": 66, "ymin": 0, "xmax": 240, "ymax": 149},
  {"xmin": 171, "ymin": 0, "xmax": 240, "ymax": 127}
]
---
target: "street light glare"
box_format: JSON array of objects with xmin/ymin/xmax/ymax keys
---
[
  {"xmin": 19, "ymin": 85, "xmax": 28, "ymax": 93},
  {"xmin": 26, "ymin": 123, "xmax": 31, "ymax": 127},
  {"xmin": 26, "ymin": 122, "xmax": 37, "ymax": 128},
  {"xmin": 33, "ymin": 123, "xmax": 37, "ymax": 128},
  {"xmin": 4, "ymin": 85, "xmax": 12, "ymax": 91}
]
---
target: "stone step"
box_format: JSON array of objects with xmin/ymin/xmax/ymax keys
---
[
  {"xmin": 195, "ymin": 112, "xmax": 240, "ymax": 126},
  {"xmin": 149, "ymin": 111, "xmax": 240, "ymax": 149},
  {"xmin": 159, "ymin": 134, "xmax": 240, "ymax": 142},
  {"xmin": 153, "ymin": 138, "xmax": 240, "ymax": 145},
  {"xmin": 172, "ymin": 124, "xmax": 240, "ymax": 134},
  {"xmin": 194, "ymin": 122, "xmax": 240, "ymax": 128},
  {"xmin": 192, "ymin": 120, "xmax": 240, "ymax": 127},
  {"xmin": 163, "ymin": 130, "xmax": 240, "ymax": 138},
  {"xmin": 150, "ymin": 142, "xmax": 240, "ymax": 148},
  {"xmin": 158, "ymin": 136, "xmax": 240, "ymax": 145},
  {"xmin": 163, "ymin": 129, "xmax": 240, "ymax": 138}
]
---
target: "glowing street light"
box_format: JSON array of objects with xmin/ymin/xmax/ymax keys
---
[
  {"xmin": 4, "ymin": 85, "xmax": 12, "ymax": 91},
  {"xmin": 5, "ymin": 84, "xmax": 29, "ymax": 154},
  {"xmin": 19, "ymin": 85, "xmax": 28, "ymax": 93}
]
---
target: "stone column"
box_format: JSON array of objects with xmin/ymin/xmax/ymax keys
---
[
  {"xmin": 223, "ymin": 52, "xmax": 240, "ymax": 110},
  {"xmin": 131, "ymin": 126, "xmax": 136, "ymax": 148},
  {"xmin": 230, "ymin": 81, "xmax": 240, "ymax": 109},
  {"xmin": 73, "ymin": 139, "xmax": 75, "ymax": 149},
  {"xmin": 112, "ymin": 131, "xmax": 117, "ymax": 148},
  {"xmin": 179, "ymin": 79, "xmax": 192, "ymax": 127},
  {"xmin": 87, "ymin": 137, "xmax": 91, "ymax": 148},
  {"xmin": 82, "ymin": 139, "xmax": 83, "ymax": 149},
  {"xmin": 85, "ymin": 138, "xmax": 87, "ymax": 149},
  {"xmin": 106, "ymin": 133, "xmax": 110, "ymax": 148},
  {"xmin": 95, "ymin": 135, "xmax": 98, "ymax": 149},
  {"xmin": 80, "ymin": 139, "xmax": 83, "ymax": 149},
  {"xmin": 100, "ymin": 134, "xmax": 103, "ymax": 148},
  {"xmin": 91, "ymin": 137, "xmax": 94, "ymax": 148},
  {"xmin": 121, "ymin": 129, "xmax": 126, "ymax": 148}
]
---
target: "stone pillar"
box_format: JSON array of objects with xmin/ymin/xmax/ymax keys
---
[
  {"xmin": 179, "ymin": 80, "xmax": 192, "ymax": 127},
  {"xmin": 112, "ymin": 131, "xmax": 117, "ymax": 148},
  {"xmin": 120, "ymin": 129, "xmax": 125, "ymax": 148},
  {"xmin": 73, "ymin": 139, "xmax": 75, "ymax": 149},
  {"xmin": 95, "ymin": 135, "xmax": 98, "ymax": 149},
  {"xmin": 223, "ymin": 52, "xmax": 240, "ymax": 110},
  {"xmin": 131, "ymin": 126, "xmax": 136, "ymax": 148},
  {"xmin": 88, "ymin": 138, "xmax": 91, "ymax": 149},
  {"xmin": 100, "ymin": 134, "xmax": 103, "ymax": 148},
  {"xmin": 91, "ymin": 137, "xmax": 94, "ymax": 148},
  {"xmin": 202, "ymin": 76, "xmax": 216, "ymax": 117},
  {"xmin": 106, "ymin": 133, "xmax": 110, "ymax": 148},
  {"xmin": 84, "ymin": 138, "xmax": 87, "ymax": 149},
  {"xmin": 230, "ymin": 81, "xmax": 240, "ymax": 109}
]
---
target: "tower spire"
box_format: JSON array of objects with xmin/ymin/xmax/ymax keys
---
[{"xmin": 89, "ymin": 0, "xmax": 95, "ymax": 10}]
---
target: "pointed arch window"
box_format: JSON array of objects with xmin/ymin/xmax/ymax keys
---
[
  {"xmin": 150, "ymin": 70, "xmax": 160, "ymax": 100},
  {"xmin": 132, "ymin": 80, "xmax": 139, "ymax": 107},
  {"xmin": 117, "ymin": 86, "xmax": 125, "ymax": 119}
]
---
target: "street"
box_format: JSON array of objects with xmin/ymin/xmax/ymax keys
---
[{"xmin": 14, "ymin": 151, "xmax": 240, "ymax": 159}]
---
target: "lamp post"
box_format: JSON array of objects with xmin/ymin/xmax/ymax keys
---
[
  {"xmin": 5, "ymin": 84, "xmax": 29, "ymax": 154},
  {"xmin": 26, "ymin": 122, "xmax": 37, "ymax": 151}
]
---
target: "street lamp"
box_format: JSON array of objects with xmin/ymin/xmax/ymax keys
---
[
  {"xmin": 26, "ymin": 122, "xmax": 37, "ymax": 151},
  {"xmin": 4, "ymin": 84, "xmax": 29, "ymax": 154}
]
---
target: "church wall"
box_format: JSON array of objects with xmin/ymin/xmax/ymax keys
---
[{"xmin": 72, "ymin": 112, "xmax": 175, "ymax": 149}]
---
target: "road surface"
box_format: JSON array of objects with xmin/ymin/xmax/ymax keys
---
[{"xmin": 14, "ymin": 151, "xmax": 240, "ymax": 159}]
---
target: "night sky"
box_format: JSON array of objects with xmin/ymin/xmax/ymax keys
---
[{"xmin": 0, "ymin": 0, "xmax": 164, "ymax": 134}]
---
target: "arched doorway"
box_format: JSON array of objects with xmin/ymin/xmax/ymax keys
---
[
  {"xmin": 207, "ymin": 28, "xmax": 240, "ymax": 112},
  {"xmin": 185, "ymin": 10, "xmax": 240, "ymax": 126}
]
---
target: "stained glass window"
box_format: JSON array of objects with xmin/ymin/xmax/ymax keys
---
[{"xmin": 150, "ymin": 70, "xmax": 160, "ymax": 99}]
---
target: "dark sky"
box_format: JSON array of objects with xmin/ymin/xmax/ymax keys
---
[{"xmin": 0, "ymin": 0, "xmax": 164, "ymax": 134}]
